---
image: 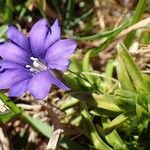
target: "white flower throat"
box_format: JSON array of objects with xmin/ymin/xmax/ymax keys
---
[{"xmin": 26, "ymin": 57, "xmax": 47, "ymax": 72}]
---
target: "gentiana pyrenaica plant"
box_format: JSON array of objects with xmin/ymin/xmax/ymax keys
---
[{"xmin": 0, "ymin": 19, "xmax": 77, "ymax": 100}]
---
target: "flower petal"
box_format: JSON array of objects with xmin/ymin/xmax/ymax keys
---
[
  {"xmin": 44, "ymin": 20, "xmax": 60, "ymax": 50},
  {"xmin": 29, "ymin": 19, "xmax": 49, "ymax": 59},
  {"xmin": 45, "ymin": 39, "xmax": 77, "ymax": 71},
  {"xmin": 0, "ymin": 60, "xmax": 24, "ymax": 71},
  {"xmin": 27, "ymin": 70, "xmax": 52, "ymax": 99},
  {"xmin": 7, "ymin": 26, "xmax": 31, "ymax": 53},
  {"xmin": 0, "ymin": 42, "xmax": 31, "ymax": 65},
  {"xmin": 49, "ymin": 72, "xmax": 69, "ymax": 90},
  {"xmin": 0, "ymin": 69, "xmax": 32, "ymax": 89},
  {"xmin": 27, "ymin": 70, "xmax": 69, "ymax": 99},
  {"xmin": 9, "ymin": 78, "xmax": 30, "ymax": 97}
]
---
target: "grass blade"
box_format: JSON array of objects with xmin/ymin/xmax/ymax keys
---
[{"xmin": 124, "ymin": 0, "xmax": 147, "ymax": 47}]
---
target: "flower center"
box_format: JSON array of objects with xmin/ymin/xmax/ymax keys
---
[{"xmin": 26, "ymin": 57, "xmax": 47, "ymax": 72}]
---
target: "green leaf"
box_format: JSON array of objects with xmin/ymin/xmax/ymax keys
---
[
  {"xmin": 92, "ymin": 94, "xmax": 122, "ymax": 113},
  {"xmin": 22, "ymin": 113, "xmax": 53, "ymax": 138},
  {"xmin": 0, "ymin": 25, "xmax": 8, "ymax": 38},
  {"xmin": 63, "ymin": 56, "xmax": 84, "ymax": 90},
  {"xmin": 136, "ymin": 104, "xmax": 149, "ymax": 121},
  {"xmin": 0, "ymin": 110, "xmax": 17, "ymax": 123},
  {"xmin": 82, "ymin": 50, "xmax": 95, "ymax": 83},
  {"xmin": 0, "ymin": 93, "xmax": 21, "ymax": 114},
  {"xmin": 124, "ymin": 0, "xmax": 147, "ymax": 47},
  {"xmin": 63, "ymin": 72, "xmax": 81, "ymax": 90},
  {"xmin": 82, "ymin": 50, "xmax": 91, "ymax": 73},
  {"xmin": 116, "ymin": 55, "xmax": 135, "ymax": 92},
  {"xmin": 104, "ymin": 114, "xmax": 128, "ymax": 134},
  {"xmin": 117, "ymin": 43, "xmax": 148, "ymax": 92},
  {"xmin": 80, "ymin": 101, "xmax": 112, "ymax": 150},
  {"xmin": 143, "ymin": 74, "xmax": 150, "ymax": 92},
  {"xmin": 60, "ymin": 97, "xmax": 79, "ymax": 110},
  {"xmin": 104, "ymin": 59, "xmax": 115, "ymax": 87},
  {"xmin": 90, "ymin": 18, "xmax": 131, "ymax": 56},
  {"xmin": 105, "ymin": 59, "xmax": 114, "ymax": 78},
  {"xmin": 114, "ymin": 90, "xmax": 137, "ymax": 113},
  {"xmin": 136, "ymin": 91, "xmax": 150, "ymax": 112},
  {"xmin": 72, "ymin": 25, "xmax": 128, "ymax": 41},
  {"xmin": 4, "ymin": 0, "xmax": 13, "ymax": 23},
  {"xmin": 70, "ymin": 115, "xmax": 82, "ymax": 126},
  {"xmin": 98, "ymin": 117, "xmax": 128, "ymax": 150},
  {"xmin": 69, "ymin": 56, "xmax": 82, "ymax": 72},
  {"xmin": 90, "ymin": 107, "xmax": 121, "ymax": 117},
  {"xmin": 0, "ymin": 93, "xmax": 53, "ymax": 138}
]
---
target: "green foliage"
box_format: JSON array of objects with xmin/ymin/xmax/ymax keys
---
[
  {"xmin": 0, "ymin": 110, "xmax": 17, "ymax": 123},
  {"xmin": 80, "ymin": 101, "xmax": 112, "ymax": 150},
  {"xmin": 0, "ymin": 93, "xmax": 53, "ymax": 137},
  {"xmin": 124, "ymin": 0, "xmax": 147, "ymax": 48}
]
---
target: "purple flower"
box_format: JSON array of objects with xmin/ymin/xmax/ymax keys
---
[{"xmin": 0, "ymin": 19, "xmax": 77, "ymax": 99}]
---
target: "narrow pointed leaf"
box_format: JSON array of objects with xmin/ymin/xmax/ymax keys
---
[
  {"xmin": 104, "ymin": 114, "xmax": 128, "ymax": 134},
  {"xmin": 0, "ymin": 110, "xmax": 17, "ymax": 123},
  {"xmin": 116, "ymin": 56, "xmax": 135, "ymax": 92},
  {"xmin": 22, "ymin": 113, "xmax": 53, "ymax": 138},
  {"xmin": 92, "ymin": 94, "xmax": 122, "ymax": 113},
  {"xmin": 99, "ymin": 117, "xmax": 128, "ymax": 150},
  {"xmin": 80, "ymin": 101, "xmax": 112, "ymax": 150},
  {"xmin": 136, "ymin": 104, "xmax": 149, "ymax": 121},
  {"xmin": 117, "ymin": 43, "xmax": 148, "ymax": 92},
  {"xmin": 82, "ymin": 50, "xmax": 95, "ymax": 83}
]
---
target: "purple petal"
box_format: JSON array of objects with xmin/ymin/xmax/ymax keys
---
[
  {"xmin": 44, "ymin": 20, "xmax": 61, "ymax": 50},
  {"xmin": 0, "ymin": 69, "xmax": 32, "ymax": 89},
  {"xmin": 27, "ymin": 70, "xmax": 69, "ymax": 99},
  {"xmin": 7, "ymin": 26, "xmax": 31, "ymax": 54},
  {"xmin": 0, "ymin": 42, "xmax": 31, "ymax": 65},
  {"xmin": 29, "ymin": 19, "xmax": 49, "ymax": 59},
  {"xmin": 9, "ymin": 78, "xmax": 30, "ymax": 97},
  {"xmin": 0, "ymin": 60, "xmax": 24, "ymax": 71},
  {"xmin": 45, "ymin": 39, "xmax": 77, "ymax": 71},
  {"xmin": 49, "ymin": 72, "xmax": 69, "ymax": 90},
  {"xmin": 27, "ymin": 70, "xmax": 52, "ymax": 99}
]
